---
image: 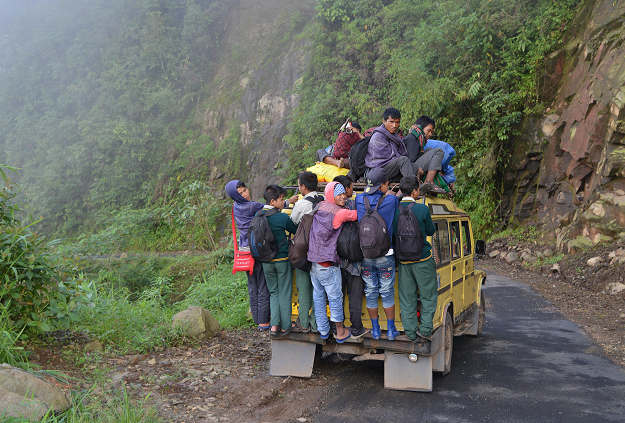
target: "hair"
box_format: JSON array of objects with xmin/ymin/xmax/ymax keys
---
[
  {"xmin": 383, "ymin": 108, "xmax": 401, "ymax": 121},
  {"xmin": 414, "ymin": 115, "xmax": 435, "ymax": 128},
  {"xmin": 236, "ymin": 181, "xmax": 246, "ymax": 189},
  {"xmin": 351, "ymin": 121, "xmax": 362, "ymax": 132},
  {"xmin": 399, "ymin": 176, "xmax": 420, "ymax": 197},
  {"xmin": 263, "ymin": 184, "xmax": 285, "ymax": 203},
  {"xmin": 298, "ymin": 171, "xmax": 318, "ymax": 192},
  {"xmin": 333, "ymin": 175, "xmax": 353, "ymax": 190}
]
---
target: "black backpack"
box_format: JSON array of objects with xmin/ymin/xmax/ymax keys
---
[
  {"xmin": 288, "ymin": 197, "xmax": 323, "ymax": 271},
  {"xmin": 347, "ymin": 130, "xmax": 389, "ymax": 182},
  {"xmin": 337, "ymin": 220, "xmax": 363, "ymax": 262},
  {"xmin": 359, "ymin": 196, "xmax": 391, "ymax": 259},
  {"xmin": 248, "ymin": 208, "xmax": 282, "ymax": 262},
  {"xmin": 394, "ymin": 202, "xmax": 424, "ymax": 261},
  {"xmin": 305, "ymin": 194, "xmax": 324, "ymax": 208}
]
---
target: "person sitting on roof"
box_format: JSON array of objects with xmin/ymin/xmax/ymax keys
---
[
  {"xmin": 402, "ymin": 115, "xmax": 446, "ymax": 194},
  {"xmin": 315, "ymin": 121, "xmax": 364, "ymax": 169}
]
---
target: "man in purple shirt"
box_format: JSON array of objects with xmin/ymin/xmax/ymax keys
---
[{"xmin": 365, "ymin": 108, "xmax": 443, "ymax": 186}]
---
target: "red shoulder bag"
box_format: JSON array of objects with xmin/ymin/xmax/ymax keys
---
[{"xmin": 231, "ymin": 208, "xmax": 254, "ymax": 275}]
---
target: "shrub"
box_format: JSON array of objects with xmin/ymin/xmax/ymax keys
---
[{"xmin": 0, "ymin": 165, "xmax": 92, "ymax": 332}]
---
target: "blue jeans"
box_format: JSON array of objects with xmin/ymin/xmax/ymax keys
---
[
  {"xmin": 310, "ymin": 263, "xmax": 344, "ymax": 336},
  {"xmin": 361, "ymin": 255, "xmax": 396, "ymax": 309}
]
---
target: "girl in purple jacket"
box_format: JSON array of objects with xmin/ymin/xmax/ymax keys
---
[{"xmin": 307, "ymin": 182, "xmax": 358, "ymax": 342}]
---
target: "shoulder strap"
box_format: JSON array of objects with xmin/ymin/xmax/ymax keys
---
[
  {"xmin": 364, "ymin": 196, "xmax": 371, "ymax": 212},
  {"xmin": 261, "ymin": 207, "xmax": 280, "ymax": 217},
  {"xmin": 374, "ymin": 195, "xmax": 383, "ymax": 212},
  {"xmin": 231, "ymin": 208, "xmax": 239, "ymax": 252}
]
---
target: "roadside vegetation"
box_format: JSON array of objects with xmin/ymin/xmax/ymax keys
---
[
  {"xmin": 286, "ymin": 0, "xmax": 581, "ymax": 238},
  {"xmin": 0, "ymin": 165, "xmax": 248, "ymax": 422}
]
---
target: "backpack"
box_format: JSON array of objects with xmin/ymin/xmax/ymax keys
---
[
  {"xmin": 248, "ymin": 208, "xmax": 282, "ymax": 262},
  {"xmin": 394, "ymin": 203, "xmax": 424, "ymax": 261},
  {"xmin": 288, "ymin": 199, "xmax": 323, "ymax": 271},
  {"xmin": 305, "ymin": 194, "xmax": 324, "ymax": 208},
  {"xmin": 337, "ymin": 220, "xmax": 363, "ymax": 262},
  {"xmin": 347, "ymin": 130, "xmax": 389, "ymax": 182},
  {"xmin": 359, "ymin": 196, "xmax": 392, "ymax": 259}
]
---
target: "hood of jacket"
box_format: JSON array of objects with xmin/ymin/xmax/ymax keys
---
[
  {"xmin": 319, "ymin": 181, "xmax": 343, "ymax": 214},
  {"xmin": 225, "ymin": 180, "xmax": 247, "ymax": 203}
]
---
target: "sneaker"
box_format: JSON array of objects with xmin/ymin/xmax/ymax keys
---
[{"xmin": 350, "ymin": 326, "xmax": 369, "ymax": 339}]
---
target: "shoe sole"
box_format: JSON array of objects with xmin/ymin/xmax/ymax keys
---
[{"xmin": 350, "ymin": 329, "xmax": 369, "ymax": 339}]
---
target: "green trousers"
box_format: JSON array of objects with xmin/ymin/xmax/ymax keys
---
[
  {"xmin": 263, "ymin": 260, "xmax": 293, "ymax": 331},
  {"xmin": 398, "ymin": 257, "xmax": 438, "ymax": 339},
  {"xmin": 295, "ymin": 267, "xmax": 317, "ymax": 330}
]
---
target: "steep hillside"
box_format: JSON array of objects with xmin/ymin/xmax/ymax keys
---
[
  {"xmin": 502, "ymin": 0, "xmax": 625, "ymax": 252},
  {"xmin": 173, "ymin": 0, "xmax": 315, "ymax": 199}
]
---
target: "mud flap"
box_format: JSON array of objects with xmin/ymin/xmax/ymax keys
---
[
  {"xmin": 464, "ymin": 306, "xmax": 480, "ymax": 336},
  {"xmin": 269, "ymin": 339, "xmax": 316, "ymax": 378},
  {"xmin": 384, "ymin": 352, "xmax": 433, "ymax": 392}
]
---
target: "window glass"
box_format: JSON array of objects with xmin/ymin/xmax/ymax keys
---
[
  {"xmin": 431, "ymin": 221, "xmax": 450, "ymax": 268},
  {"xmin": 450, "ymin": 221, "xmax": 461, "ymax": 260},
  {"xmin": 462, "ymin": 220, "xmax": 472, "ymax": 255}
]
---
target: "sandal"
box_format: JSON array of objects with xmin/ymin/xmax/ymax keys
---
[
  {"xmin": 429, "ymin": 185, "xmax": 448, "ymax": 195},
  {"xmin": 280, "ymin": 322, "xmax": 296, "ymax": 337},
  {"xmin": 335, "ymin": 328, "xmax": 352, "ymax": 344},
  {"xmin": 269, "ymin": 328, "xmax": 279, "ymax": 337},
  {"xmin": 258, "ymin": 324, "xmax": 270, "ymax": 330},
  {"xmin": 294, "ymin": 318, "xmax": 310, "ymax": 333}
]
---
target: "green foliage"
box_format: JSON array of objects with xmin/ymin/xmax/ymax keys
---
[
  {"xmin": 0, "ymin": 165, "xmax": 93, "ymax": 332},
  {"xmin": 161, "ymin": 180, "xmax": 230, "ymax": 251},
  {"xmin": 0, "ymin": 304, "xmax": 29, "ymax": 370},
  {"xmin": 74, "ymin": 282, "xmax": 184, "ymax": 355},
  {"xmin": 0, "ymin": 0, "xmax": 231, "ymax": 235},
  {"xmin": 491, "ymin": 224, "xmax": 540, "ymax": 243},
  {"xmin": 177, "ymin": 262, "xmax": 250, "ymax": 328},
  {"xmin": 526, "ymin": 253, "xmax": 564, "ymax": 267},
  {"xmin": 288, "ymin": 0, "xmax": 580, "ymax": 233}
]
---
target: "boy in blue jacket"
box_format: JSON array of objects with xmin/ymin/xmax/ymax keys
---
[{"xmin": 355, "ymin": 168, "xmax": 400, "ymax": 340}]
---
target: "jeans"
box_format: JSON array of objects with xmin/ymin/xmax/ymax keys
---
[
  {"xmin": 310, "ymin": 263, "xmax": 344, "ymax": 336},
  {"xmin": 361, "ymin": 255, "xmax": 396, "ymax": 309}
]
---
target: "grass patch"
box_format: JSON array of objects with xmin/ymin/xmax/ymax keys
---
[
  {"xmin": 1, "ymin": 384, "xmax": 160, "ymax": 423},
  {"xmin": 490, "ymin": 225, "xmax": 541, "ymax": 244},
  {"xmin": 0, "ymin": 304, "xmax": 30, "ymax": 370},
  {"xmin": 73, "ymin": 253, "xmax": 250, "ymax": 354}
]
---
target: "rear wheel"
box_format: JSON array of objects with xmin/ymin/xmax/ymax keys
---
[{"xmin": 437, "ymin": 310, "xmax": 453, "ymax": 376}]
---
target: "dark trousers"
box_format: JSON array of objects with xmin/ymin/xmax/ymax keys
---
[
  {"xmin": 341, "ymin": 269, "xmax": 365, "ymax": 330},
  {"xmin": 247, "ymin": 260, "xmax": 270, "ymax": 325}
]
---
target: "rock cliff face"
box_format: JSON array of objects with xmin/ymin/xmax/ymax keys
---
[
  {"xmin": 501, "ymin": 0, "xmax": 625, "ymax": 252},
  {"xmin": 199, "ymin": 0, "xmax": 314, "ymax": 198}
]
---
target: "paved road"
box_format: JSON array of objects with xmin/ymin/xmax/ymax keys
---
[{"xmin": 312, "ymin": 272, "xmax": 625, "ymax": 422}]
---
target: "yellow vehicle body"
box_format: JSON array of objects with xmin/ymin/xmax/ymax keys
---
[
  {"xmin": 273, "ymin": 190, "xmax": 487, "ymax": 392},
  {"xmin": 283, "ymin": 193, "xmax": 485, "ymax": 335}
]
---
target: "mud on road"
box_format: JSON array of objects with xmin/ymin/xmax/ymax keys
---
[{"xmin": 105, "ymin": 330, "xmax": 335, "ymax": 423}]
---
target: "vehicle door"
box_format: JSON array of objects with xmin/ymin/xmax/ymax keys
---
[
  {"xmin": 449, "ymin": 220, "xmax": 464, "ymax": 317},
  {"xmin": 461, "ymin": 219, "xmax": 476, "ymax": 309},
  {"xmin": 431, "ymin": 220, "xmax": 451, "ymax": 326}
]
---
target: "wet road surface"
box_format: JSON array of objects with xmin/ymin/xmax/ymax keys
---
[{"xmin": 312, "ymin": 272, "xmax": 625, "ymax": 422}]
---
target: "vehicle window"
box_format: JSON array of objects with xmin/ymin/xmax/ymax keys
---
[
  {"xmin": 431, "ymin": 221, "xmax": 450, "ymax": 268},
  {"xmin": 449, "ymin": 221, "xmax": 461, "ymax": 260},
  {"xmin": 462, "ymin": 220, "xmax": 472, "ymax": 255}
]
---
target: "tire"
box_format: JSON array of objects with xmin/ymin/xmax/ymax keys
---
[
  {"xmin": 469, "ymin": 290, "xmax": 486, "ymax": 338},
  {"xmin": 437, "ymin": 309, "xmax": 453, "ymax": 376}
]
